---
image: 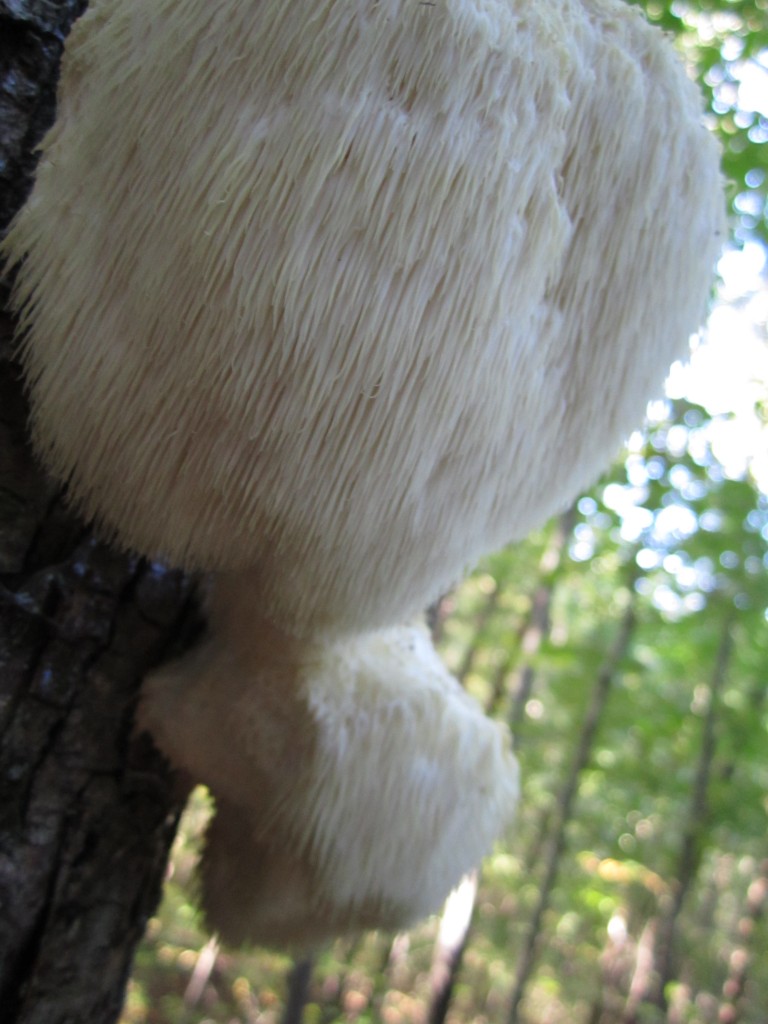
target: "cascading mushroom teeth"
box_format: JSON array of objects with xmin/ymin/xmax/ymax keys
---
[{"xmin": 3, "ymin": 0, "xmax": 724, "ymax": 947}]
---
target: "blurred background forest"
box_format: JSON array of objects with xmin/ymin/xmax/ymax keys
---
[{"xmin": 120, "ymin": 1, "xmax": 768, "ymax": 1022}]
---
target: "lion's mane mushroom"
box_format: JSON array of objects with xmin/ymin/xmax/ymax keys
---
[
  {"xmin": 145, "ymin": 619, "xmax": 518, "ymax": 947},
  {"xmin": 4, "ymin": 0, "xmax": 724, "ymax": 947}
]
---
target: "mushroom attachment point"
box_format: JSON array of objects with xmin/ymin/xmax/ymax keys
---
[{"xmin": 3, "ymin": 0, "xmax": 724, "ymax": 947}]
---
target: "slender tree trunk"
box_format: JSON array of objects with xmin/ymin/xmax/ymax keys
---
[
  {"xmin": 622, "ymin": 919, "xmax": 659, "ymax": 1024},
  {"xmin": 522, "ymin": 803, "xmax": 553, "ymax": 877},
  {"xmin": 454, "ymin": 581, "xmax": 501, "ymax": 686},
  {"xmin": 636, "ymin": 620, "xmax": 732, "ymax": 1018},
  {"xmin": 427, "ymin": 872, "xmax": 478, "ymax": 1024},
  {"xmin": 506, "ymin": 598, "xmax": 637, "ymax": 1024},
  {"xmin": 506, "ymin": 506, "xmax": 576, "ymax": 736},
  {"xmin": 590, "ymin": 912, "xmax": 636, "ymax": 1024},
  {"xmin": 1, "ymin": 4, "xmax": 197, "ymax": 1021},
  {"xmin": 281, "ymin": 957, "xmax": 314, "ymax": 1024}
]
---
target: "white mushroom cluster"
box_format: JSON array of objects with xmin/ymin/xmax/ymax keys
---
[
  {"xmin": 146, "ymin": 618, "xmax": 518, "ymax": 946},
  {"xmin": 4, "ymin": 0, "xmax": 724, "ymax": 947}
]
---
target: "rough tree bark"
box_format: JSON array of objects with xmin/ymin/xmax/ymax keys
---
[{"xmin": 1, "ymin": 3, "xmax": 197, "ymax": 1021}]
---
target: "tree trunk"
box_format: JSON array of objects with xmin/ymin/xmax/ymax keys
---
[
  {"xmin": 506, "ymin": 596, "xmax": 637, "ymax": 1024},
  {"xmin": 0, "ymin": 4, "xmax": 197, "ymax": 1021},
  {"xmin": 280, "ymin": 957, "xmax": 314, "ymax": 1024},
  {"xmin": 506, "ymin": 505, "xmax": 576, "ymax": 737},
  {"xmin": 427, "ymin": 871, "xmax": 478, "ymax": 1024},
  {"xmin": 636, "ymin": 618, "xmax": 732, "ymax": 1018}
]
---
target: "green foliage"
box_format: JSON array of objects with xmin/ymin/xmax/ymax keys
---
[{"xmin": 631, "ymin": 0, "xmax": 768, "ymax": 249}]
